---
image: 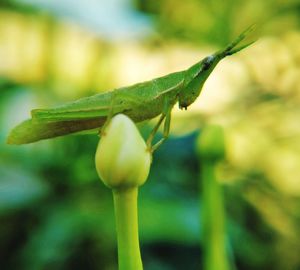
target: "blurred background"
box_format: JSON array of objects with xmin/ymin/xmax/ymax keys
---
[{"xmin": 1, "ymin": 0, "xmax": 300, "ymax": 269}]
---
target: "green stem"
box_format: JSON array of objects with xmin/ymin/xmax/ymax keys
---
[
  {"xmin": 201, "ymin": 161, "xmax": 229, "ymax": 270},
  {"xmin": 112, "ymin": 187, "xmax": 143, "ymax": 270}
]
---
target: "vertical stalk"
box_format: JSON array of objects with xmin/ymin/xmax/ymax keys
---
[
  {"xmin": 201, "ymin": 161, "xmax": 229, "ymax": 270},
  {"xmin": 112, "ymin": 187, "xmax": 143, "ymax": 270}
]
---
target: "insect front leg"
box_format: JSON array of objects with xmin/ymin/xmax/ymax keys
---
[
  {"xmin": 146, "ymin": 114, "xmax": 165, "ymax": 149},
  {"xmin": 151, "ymin": 108, "xmax": 171, "ymax": 152},
  {"xmin": 146, "ymin": 98, "xmax": 173, "ymax": 153}
]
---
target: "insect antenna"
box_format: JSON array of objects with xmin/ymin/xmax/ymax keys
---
[
  {"xmin": 226, "ymin": 39, "xmax": 257, "ymax": 56},
  {"xmin": 220, "ymin": 24, "xmax": 257, "ymax": 57}
]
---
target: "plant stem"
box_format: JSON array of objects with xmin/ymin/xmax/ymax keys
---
[
  {"xmin": 112, "ymin": 187, "xmax": 143, "ymax": 270},
  {"xmin": 201, "ymin": 161, "xmax": 229, "ymax": 270}
]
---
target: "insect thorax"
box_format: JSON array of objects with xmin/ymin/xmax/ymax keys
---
[{"xmin": 178, "ymin": 70, "xmax": 205, "ymax": 109}]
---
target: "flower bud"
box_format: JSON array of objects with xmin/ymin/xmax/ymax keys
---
[
  {"xmin": 196, "ymin": 125, "xmax": 225, "ymax": 161},
  {"xmin": 95, "ymin": 114, "xmax": 151, "ymax": 189}
]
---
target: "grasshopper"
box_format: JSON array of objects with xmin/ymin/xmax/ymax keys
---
[{"xmin": 7, "ymin": 26, "xmax": 255, "ymax": 149}]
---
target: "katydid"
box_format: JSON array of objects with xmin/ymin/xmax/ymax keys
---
[{"xmin": 7, "ymin": 26, "xmax": 255, "ymax": 147}]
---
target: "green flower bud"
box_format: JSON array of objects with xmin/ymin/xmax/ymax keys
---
[
  {"xmin": 95, "ymin": 114, "xmax": 151, "ymax": 189},
  {"xmin": 196, "ymin": 125, "xmax": 226, "ymax": 161}
]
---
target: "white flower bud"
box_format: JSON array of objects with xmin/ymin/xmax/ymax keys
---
[{"xmin": 95, "ymin": 114, "xmax": 151, "ymax": 189}]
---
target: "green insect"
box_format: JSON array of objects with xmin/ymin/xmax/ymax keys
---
[{"xmin": 7, "ymin": 26, "xmax": 255, "ymax": 150}]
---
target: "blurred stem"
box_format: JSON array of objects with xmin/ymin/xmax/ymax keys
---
[
  {"xmin": 201, "ymin": 161, "xmax": 229, "ymax": 270},
  {"xmin": 113, "ymin": 187, "xmax": 143, "ymax": 270}
]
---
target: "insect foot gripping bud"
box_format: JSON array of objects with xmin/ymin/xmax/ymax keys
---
[
  {"xmin": 95, "ymin": 114, "xmax": 151, "ymax": 189},
  {"xmin": 196, "ymin": 125, "xmax": 225, "ymax": 162}
]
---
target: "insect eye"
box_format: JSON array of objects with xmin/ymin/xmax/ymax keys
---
[{"xmin": 203, "ymin": 56, "xmax": 214, "ymax": 70}]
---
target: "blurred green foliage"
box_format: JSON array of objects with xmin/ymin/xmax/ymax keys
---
[{"xmin": 1, "ymin": 0, "xmax": 300, "ymax": 270}]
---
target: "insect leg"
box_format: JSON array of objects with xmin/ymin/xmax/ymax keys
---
[
  {"xmin": 146, "ymin": 114, "xmax": 165, "ymax": 149},
  {"xmin": 99, "ymin": 92, "xmax": 116, "ymax": 136},
  {"xmin": 146, "ymin": 98, "xmax": 173, "ymax": 152},
  {"xmin": 151, "ymin": 107, "xmax": 171, "ymax": 152}
]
